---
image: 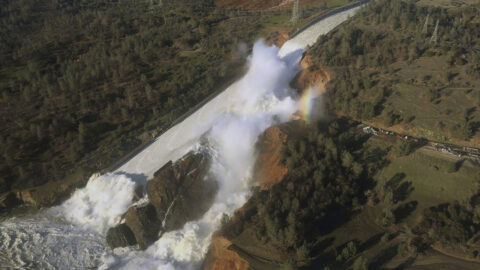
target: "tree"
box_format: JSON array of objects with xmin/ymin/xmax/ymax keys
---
[
  {"xmin": 78, "ymin": 122, "xmax": 86, "ymax": 145},
  {"xmin": 383, "ymin": 109, "xmax": 402, "ymax": 127},
  {"xmin": 341, "ymin": 151, "xmax": 355, "ymax": 169},
  {"xmin": 353, "ymin": 256, "xmax": 369, "ymax": 270},
  {"xmin": 394, "ymin": 140, "xmax": 413, "ymax": 156},
  {"xmin": 340, "ymin": 241, "xmax": 358, "ymax": 261},
  {"xmin": 297, "ymin": 242, "xmax": 310, "ymax": 260},
  {"xmin": 381, "ymin": 207, "xmax": 396, "ymax": 226},
  {"xmin": 361, "ymin": 102, "xmax": 375, "ymax": 120},
  {"xmin": 145, "ymin": 84, "xmax": 153, "ymax": 101},
  {"xmin": 0, "ymin": 177, "xmax": 7, "ymax": 193},
  {"xmin": 282, "ymin": 259, "xmax": 298, "ymax": 270}
]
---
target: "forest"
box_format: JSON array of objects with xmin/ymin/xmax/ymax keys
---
[
  {"xmin": 220, "ymin": 119, "xmax": 480, "ymax": 269},
  {"xmin": 310, "ymin": 0, "xmax": 480, "ymax": 143},
  {"xmin": 0, "ymin": 0, "xmax": 274, "ymax": 195},
  {"xmin": 221, "ymin": 119, "xmax": 388, "ymax": 268},
  {"xmin": 216, "ymin": 1, "xmax": 480, "ymax": 269}
]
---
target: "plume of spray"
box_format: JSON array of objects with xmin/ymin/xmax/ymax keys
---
[
  {"xmin": 0, "ymin": 39, "xmax": 319, "ymax": 270},
  {"xmin": 0, "ymin": 40, "xmax": 324, "ymax": 270},
  {"xmin": 0, "ymin": 5, "xmax": 365, "ymax": 268},
  {"xmin": 0, "ymin": 173, "xmax": 133, "ymax": 268},
  {"xmin": 98, "ymin": 40, "xmax": 302, "ymax": 269},
  {"xmin": 51, "ymin": 173, "xmax": 138, "ymax": 234}
]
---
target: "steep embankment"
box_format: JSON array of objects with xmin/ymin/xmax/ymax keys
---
[
  {"xmin": 204, "ymin": 121, "xmax": 304, "ymax": 270},
  {"xmin": 254, "ymin": 122, "xmax": 301, "ymax": 190},
  {"xmin": 203, "ymin": 235, "xmax": 250, "ymax": 270},
  {"xmin": 293, "ymin": 54, "xmax": 330, "ymax": 91},
  {"xmin": 204, "ymin": 54, "xmax": 331, "ymax": 269}
]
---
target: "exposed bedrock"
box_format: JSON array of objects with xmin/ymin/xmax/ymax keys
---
[
  {"xmin": 106, "ymin": 151, "xmax": 218, "ymax": 249},
  {"xmin": 106, "ymin": 223, "xmax": 137, "ymax": 249}
]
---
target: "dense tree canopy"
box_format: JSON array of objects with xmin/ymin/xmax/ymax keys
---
[{"xmin": 0, "ymin": 0, "xmax": 268, "ymax": 193}]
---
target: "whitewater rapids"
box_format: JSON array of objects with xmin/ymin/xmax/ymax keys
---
[{"xmin": 0, "ymin": 4, "xmax": 363, "ymax": 270}]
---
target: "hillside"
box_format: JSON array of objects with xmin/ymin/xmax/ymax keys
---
[
  {"xmin": 209, "ymin": 119, "xmax": 480, "ymax": 269},
  {"xmin": 2, "ymin": 0, "xmax": 479, "ymax": 268},
  {"xmin": 0, "ymin": 0, "xmax": 357, "ymax": 213},
  {"xmin": 0, "ymin": 0, "xmax": 258, "ymax": 203},
  {"xmin": 310, "ymin": 0, "xmax": 480, "ymax": 147},
  {"xmin": 207, "ymin": 1, "xmax": 480, "ymax": 269}
]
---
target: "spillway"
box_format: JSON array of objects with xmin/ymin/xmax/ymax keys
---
[
  {"xmin": 0, "ymin": 4, "xmax": 365, "ymax": 269},
  {"xmin": 117, "ymin": 4, "xmax": 363, "ymax": 180}
]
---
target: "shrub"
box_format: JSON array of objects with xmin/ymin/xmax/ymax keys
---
[
  {"xmin": 393, "ymin": 140, "xmax": 413, "ymax": 156},
  {"xmin": 380, "ymin": 208, "xmax": 396, "ymax": 226},
  {"xmin": 296, "ymin": 242, "xmax": 311, "ymax": 260},
  {"xmin": 282, "ymin": 259, "xmax": 298, "ymax": 270},
  {"xmin": 353, "ymin": 256, "xmax": 369, "ymax": 270}
]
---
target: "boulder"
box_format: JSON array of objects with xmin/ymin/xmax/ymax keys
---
[
  {"xmin": 124, "ymin": 203, "xmax": 161, "ymax": 249},
  {"xmin": 106, "ymin": 223, "xmax": 136, "ymax": 248},
  {"xmin": 147, "ymin": 152, "xmax": 217, "ymax": 231},
  {"xmin": 163, "ymin": 170, "xmax": 218, "ymax": 231},
  {"xmin": 147, "ymin": 161, "xmax": 179, "ymax": 222},
  {"xmin": 105, "ymin": 151, "xmax": 218, "ymax": 250}
]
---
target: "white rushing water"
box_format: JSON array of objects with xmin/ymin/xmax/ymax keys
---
[{"xmin": 0, "ymin": 5, "xmax": 363, "ymax": 269}]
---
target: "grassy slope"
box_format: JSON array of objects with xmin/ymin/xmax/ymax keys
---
[
  {"xmin": 219, "ymin": 1, "xmax": 480, "ymax": 268},
  {"xmin": 310, "ymin": 0, "xmax": 480, "ymax": 147},
  {"xmin": 306, "ymin": 133, "xmax": 480, "ymax": 269},
  {"xmin": 224, "ymin": 124, "xmax": 480, "ymax": 269},
  {"xmin": 221, "ymin": 1, "xmax": 480, "ymax": 269}
]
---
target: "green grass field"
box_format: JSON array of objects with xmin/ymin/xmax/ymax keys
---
[
  {"xmin": 378, "ymin": 151, "xmax": 477, "ymax": 205},
  {"xmin": 384, "ymin": 56, "xmax": 480, "ymax": 143},
  {"xmin": 308, "ymin": 136, "xmax": 480, "ymax": 269},
  {"xmin": 370, "ymin": 137, "xmax": 478, "ymax": 207}
]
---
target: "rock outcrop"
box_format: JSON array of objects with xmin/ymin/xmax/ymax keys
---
[
  {"xmin": 268, "ymin": 30, "xmax": 290, "ymax": 48},
  {"xmin": 124, "ymin": 203, "xmax": 161, "ymax": 249},
  {"xmin": 106, "ymin": 223, "xmax": 136, "ymax": 248},
  {"xmin": 106, "ymin": 151, "xmax": 218, "ymax": 249},
  {"xmin": 147, "ymin": 151, "xmax": 217, "ymax": 231}
]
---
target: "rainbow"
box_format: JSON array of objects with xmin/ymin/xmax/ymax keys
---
[{"xmin": 299, "ymin": 85, "xmax": 321, "ymax": 123}]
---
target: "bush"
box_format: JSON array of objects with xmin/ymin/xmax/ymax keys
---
[
  {"xmin": 296, "ymin": 242, "xmax": 311, "ymax": 260},
  {"xmin": 353, "ymin": 256, "xmax": 369, "ymax": 270},
  {"xmin": 282, "ymin": 259, "xmax": 298, "ymax": 270},
  {"xmin": 340, "ymin": 241, "xmax": 357, "ymax": 261},
  {"xmin": 393, "ymin": 140, "xmax": 413, "ymax": 156},
  {"xmin": 380, "ymin": 208, "xmax": 396, "ymax": 226},
  {"xmin": 382, "ymin": 109, "xmax": 401, "ymax": 127}
]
